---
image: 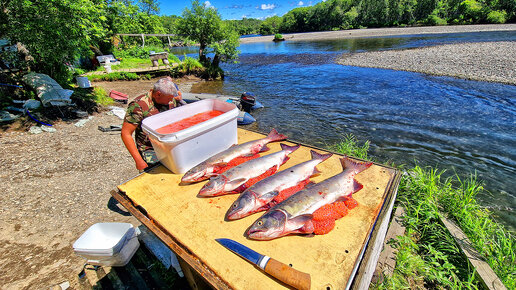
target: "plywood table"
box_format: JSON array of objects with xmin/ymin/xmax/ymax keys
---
[{"xmin": 112, "ymin": 128, "xmax": 402, "ymax": 289}]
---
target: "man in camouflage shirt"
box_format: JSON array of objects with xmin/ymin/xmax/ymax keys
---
[{"xmin": 121, "ymin": 77, "xmax": 182, "ymax": 171}]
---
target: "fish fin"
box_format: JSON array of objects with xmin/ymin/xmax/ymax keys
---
[
  {"xmin": 310, "ymin": 150, "xmax": 333, "ymax": 162},
  {"xmin": 280, "ymin": 143, "xmax": 300, "ymax": 154},
  {"xmin": 261, "ymin": 190, "xmax": 279, "ymax": 202},
  {"xmin": 226, "ymin": 178, "xmax": 248, "ymax": 188},
  {"xmin": 259, "ymin": 145, "xmax": 270, "ymax": 152},
  {"xmin": 310, "ymin": 167, "xmax": 322, "ymax": 177},
  {"xmin": 288, "ymin": 214, "xmax": 313, "ymax": 230},
  {"xmin": 295, "ymin": 220, "xmax": 314, "ymax": 234},
  {"xmin": 352, "ymin": 179, "xmax": 364, "ymax": 194},
  {"xmin": 305, "ymin": 181, "xmax": 317, "ymax": 189},
  {"xmin": 281, "ymin": 155, "xmax": 291, "ymax": 165},
  {"xmin": 339, "ymin": 156, "xmax": 373, "ymax": 173},
  {"xmin": 267, "ymin": 128, "xmax": 288, "ymax": 142}
]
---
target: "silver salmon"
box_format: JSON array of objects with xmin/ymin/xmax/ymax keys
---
[
  {"xmin": 181, "ymin": 129, "xmax": 287, "ymax": 183},
  {"xmin": 226, "ymin": 150, "xmax": 333, "ymax": 220},
  {"xmin": 198, "ymin": 143, "xmax": 300, "ymax": 197},
  {"xmin": 246, "ymin": 156, "xmax": 372, "ymax": 240}
]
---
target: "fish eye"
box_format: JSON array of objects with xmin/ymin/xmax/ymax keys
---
[
  {"xmin": 257, "ymin": 220, "xmax": 263, "ymax": 226},
  {"xmin": 232, "ymin": 203, "xmax": 237, "ymax": 208}
]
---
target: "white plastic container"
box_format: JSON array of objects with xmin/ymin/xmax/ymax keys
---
[
  {"xmin": 142, "ymin": 99, "xmax": 239, "ymax": 174},
  {"xmin": 76, "ymin": 76, "xmax": 91, "ymax": 88},
  {"xmin": 73, "ymin": 223, "xmax": 140, "ymax": 267}
]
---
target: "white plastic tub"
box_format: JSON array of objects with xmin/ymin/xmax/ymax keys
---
[
  {"xmin": 142, "ymin": 99, "xmax": 239, "ymax": 174},
  {"xmin": 73, "ymin": 223, "xmax": 140, "ymax": 267}
]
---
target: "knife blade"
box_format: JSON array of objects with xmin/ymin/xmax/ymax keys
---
[{"xmin": 216, "ymin": 238, "xmax": 311, "ymax": 290}]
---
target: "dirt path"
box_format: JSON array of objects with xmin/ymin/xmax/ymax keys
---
[{"xmin": 0, "ymin": 77, "xmax": 198, "ymax": 289}]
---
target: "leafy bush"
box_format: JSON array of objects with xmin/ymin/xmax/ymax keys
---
[
  {"xmin": 87, "ymin": 72, "xmax": 141, "ymax": 81},
  {"xmin": 176, "ymin": 56, "xmax": 203, "ymax": 75},
  {"xmin": 425, "ymin": 14, "xmax": 447, "ymax": 25},
  {"xmin": 274, "ymin": 33, "xmax": 284, "ymax": 40},
  {"xmin": 91, "ymin": 87, "xmax": 113, "ymax": 106},
  {"xmin": 486, "ymin": 10, "xmax": 507, "ymax": 23}
]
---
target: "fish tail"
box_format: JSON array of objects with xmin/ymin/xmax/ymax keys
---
[
  {"xmin": 310, "ymin": 150, "xmax": 333, "ymax": 162},
  {"xmin": 339, "ymin": 156, "xmax": 373, "ymax": 173},
  {"xmin": 280, "ymin": 143, "xmax": 300, "ymax": 154},
  {"xmin": 266, "ymin": 128, "xmax": 288, "ymax": 142}
]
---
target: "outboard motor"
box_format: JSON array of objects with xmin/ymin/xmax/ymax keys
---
[{"xmin": 240, "ymin": 92, "xmax": 256, "ymax": 113}]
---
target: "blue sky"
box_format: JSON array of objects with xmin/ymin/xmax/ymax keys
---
[{"xmin": 159, "ymin": 0, "xmax": 326, "ymax": 20}]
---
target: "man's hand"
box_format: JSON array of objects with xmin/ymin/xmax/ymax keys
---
[{"xmin": 136, "ymin": 159, "xmax": 148, "ymax": 171}]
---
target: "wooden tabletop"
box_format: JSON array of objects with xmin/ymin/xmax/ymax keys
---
[{"xmin": 115, "ymin": 128, "xmax": 400, "ymax": 289}]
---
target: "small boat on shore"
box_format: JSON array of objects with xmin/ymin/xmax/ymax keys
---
[{"xmin": 181, "ymin": 92, "xmax": 263, "ymax": 125}]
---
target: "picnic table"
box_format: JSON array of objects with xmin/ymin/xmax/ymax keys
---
[{"xmin": 112, "ymin": 128, "xmax": 402, "ymax": 289}]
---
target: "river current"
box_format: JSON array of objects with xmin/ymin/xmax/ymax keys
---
[{"xmin": 174, "ymin": 31, "xmax": 516, "ymax": 230}]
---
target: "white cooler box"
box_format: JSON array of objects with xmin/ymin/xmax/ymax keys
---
[
  {"xmin": 73, "ymin": 223, "xmax": 140, "ymax": 267},
  {"xmin": 142, "ymin": 99, "xmax": 239, "ymax": 174}
]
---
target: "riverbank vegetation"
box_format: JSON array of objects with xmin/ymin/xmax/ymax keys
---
[
  {"xmin": 261, "ymin": 0, "xmax": 516, "ymax": 35},
  {"xmin": 331, "ymin": 137, "xmax": 515, "ymax": 289}
]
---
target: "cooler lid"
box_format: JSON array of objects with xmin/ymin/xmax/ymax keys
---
[{"xmin": 73, "ymin": 223, "xmax": 135, "ymax": 255}]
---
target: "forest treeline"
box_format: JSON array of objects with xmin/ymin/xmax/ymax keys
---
[{"xmin": 255, "ymin": 0, "xmax": 516, "ymax": 34}]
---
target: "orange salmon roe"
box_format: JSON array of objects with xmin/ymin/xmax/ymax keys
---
[
  {"xmin": 333, "ymin": 201, "xmax": 349, "ymax": 217},
  {"xmin": 233, "ymin": 165, "xmax": 278, "ymax": 193},
  {"xmin": 218, "ymin": 154, "xmax": 260, "ymax": 173},
  {"xmin": 313, "ymin": 204, "xmax": 341, "ymax": 221},
  {"xmin": 273, "ymin": 178, "xmax": 311, "ymax": 204},
  {"xmin": 344, "ymin": 198, "xmax": 358, "ymax": 209},
  {"xmin": 312, "ymin": 219, "xmax": 336, "ymax": 235},
  {"xmin": 311, "ymin": 200, "xmax": 356, "ymax": 235},
  {"xmin": 156, "ymin": 110, "xmax": 224, "ymax": 134}
]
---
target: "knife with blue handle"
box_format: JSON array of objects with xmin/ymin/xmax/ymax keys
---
[{"xmin": 216, "ymin": 238, "xmax": 311, "ymax": 290}]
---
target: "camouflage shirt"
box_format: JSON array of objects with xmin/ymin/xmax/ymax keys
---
[{"xmin": 124, "ymin": 91, "xmax": 178, "ymax": 153}]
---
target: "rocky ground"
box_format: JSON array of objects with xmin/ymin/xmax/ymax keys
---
[
  {"xmin": 0, "ymin": 77, "xmax": 202, "ymax": 289},
  {"xmin": 1, "ymin": 24, "xmax": 514, "ymax": 289}
]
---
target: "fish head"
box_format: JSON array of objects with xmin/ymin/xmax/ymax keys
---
[
  {"xmin": 181, "ymin": 164, "xmax": 219, "ymax": 183},
  {"xmin": 246, "ymin": 210, "xmax": 287, "ymax": 240},
  {"xmin": 198, "ymin": 175, "xmax": 228, "ymax": 197},
  {"xmin": 226, "ymin": 191, "xmax": 259, "ymax": 220}
]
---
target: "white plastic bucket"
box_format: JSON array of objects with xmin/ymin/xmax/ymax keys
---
[
  {"xmin": 76, "ymin": 76, "xmax": 91, "ymax": 88},
  {"xmin": 142, "ymin": 99, "xmax": 239, "ymax": 174}
]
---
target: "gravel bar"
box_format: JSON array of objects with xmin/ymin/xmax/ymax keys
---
[{"xmin": 336, "ymin": 41, "xmax": 516, "ymax": 85}]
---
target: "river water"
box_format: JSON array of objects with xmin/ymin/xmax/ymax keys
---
[{"xmin": 175, "ymin": 31, "xmax": 516, "ymax": 230}]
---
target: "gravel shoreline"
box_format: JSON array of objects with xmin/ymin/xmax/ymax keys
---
[
  {"xmin": 240, "ymin": 24, "xmax": 516, "ymax": 44},
  {"xmin": 337, "ymin": 41, "xmax": 516, "ymax": 85}
]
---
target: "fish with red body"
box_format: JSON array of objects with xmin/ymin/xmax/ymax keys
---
[
  {"xmin": 181, "ymin": 129, "xmax": 287, "ymax": 183},
  {"xmin": 226, "ymin": 150, "xmax": 333, "ymax": 220},
  {"xmin": 198, "ymin": 143, "xmax": 300, "ymax": 197},
  {"xmin": 246, "ymin": 156, "xmax": 372, "ymax": 240}
]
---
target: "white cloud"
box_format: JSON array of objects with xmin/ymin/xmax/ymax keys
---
[
  {"xmin": 204, "ymin": 1, "xmax": 214, "ymax": 8},
  {"xmin": 297, "ymin": 1, "xmax": 304, "ymax": 6},
  {"xmin": 259, "ymin": 4, "xmax": 276, "ymax": 10}
]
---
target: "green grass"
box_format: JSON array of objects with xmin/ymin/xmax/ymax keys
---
[
  {"xmin": 329, "ymin": 134, "xmax": 370, "ymax": 160},
  {"xmin": 95, "ymin": 55, "xmax": 180, "ymax": 72},
  {"xmin": 329, "ymin": 135, "xmax": 515, "ymax": 289},
  {"xmin": 87, "ymin": 72, "xmax": 150, "ymax": 82}
]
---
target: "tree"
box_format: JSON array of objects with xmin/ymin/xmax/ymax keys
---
[
  {"xmin": 138, "ymin": 0, "xmax": 160, "ymax": 15},
  {"xmin": 1, "ymin": 0, "xmax": 109, "ymax": 83},
  {"xmin": 177, "ymin": 0, "xmax": 239, "ymax": 68}
]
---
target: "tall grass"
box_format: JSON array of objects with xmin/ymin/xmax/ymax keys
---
[
  {"xmin": 330, "ymin": 135, "xmax": 515, "ymax": 289},
  {"xmin": 329, "ymin": 134, "xmax": 370, "ymax": 160}
]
